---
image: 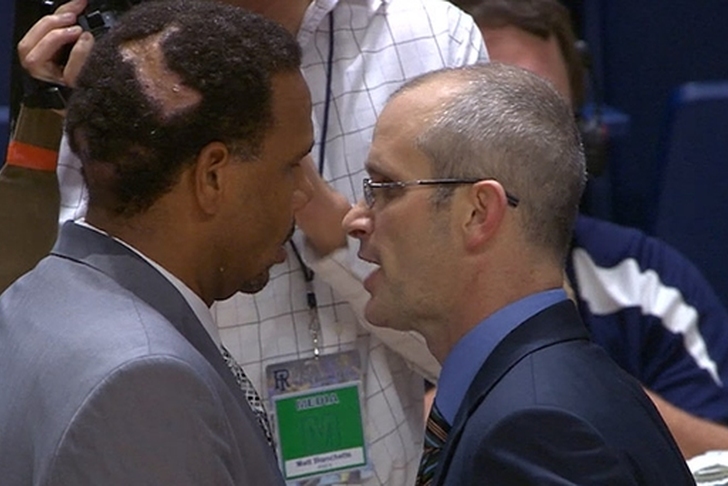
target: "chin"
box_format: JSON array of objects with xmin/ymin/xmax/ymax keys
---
[
  {"xmin": 238, "ymin": 270, "xmax": 271, "ymax": 294},
  {"xmin": 366, "ymin": 299, "xmax": 414, "ymax": 333},
  {"xmin": 364, "ymin": 300, "xmax": 390, "ymax": 329}
]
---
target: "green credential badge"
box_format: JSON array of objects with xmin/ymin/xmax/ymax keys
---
[{"xmin": 266, "ymin": 351, "xmax": 367, "ymax": 481}]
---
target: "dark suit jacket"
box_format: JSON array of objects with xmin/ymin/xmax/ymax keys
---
[
  {"xmin": 0, "ymin": 222, "xmax": 283, "ymax": 485},
  {"xmin": 433, "ymin": 300, "xmax": 695, "ymax": 485}
]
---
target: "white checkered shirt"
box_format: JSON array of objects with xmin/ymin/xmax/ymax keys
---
[{"xmin": 56, "ymin": 0, "xmax": 487, "ymax": 484}]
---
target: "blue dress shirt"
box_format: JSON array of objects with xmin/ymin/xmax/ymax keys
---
[{"xmin": 436, "ymin": 289, "xmax": 568, "ymax": 424}]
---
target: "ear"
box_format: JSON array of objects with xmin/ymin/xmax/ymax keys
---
[
  {"xmin": 192, "ymin": 141, "xmax": 234, "ymax": 216},
  {"xmin": 462, "ymin": 180, "xmax": 509, "ymax": 251}
]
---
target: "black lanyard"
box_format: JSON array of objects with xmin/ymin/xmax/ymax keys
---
[{"xmin": 289, "ymin": 10, "xmax": 335, "ymax": 357}]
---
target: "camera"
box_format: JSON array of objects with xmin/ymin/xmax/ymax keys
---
[
  {"xmin": 22, "ymin": 0, "xmax": 141, "ymax": 110},
  {"xmin": 42, "ymin": 0, "xmax": 141, "ymax": 39}
]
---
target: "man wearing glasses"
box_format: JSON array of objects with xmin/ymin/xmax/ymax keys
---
[
  {"xmin": 361, "ymin": 178, "xmax": 520, "ymax": 210},
  {"xmin": 342, "ymin": 63, "xmax": 695, "ymax": 485}
]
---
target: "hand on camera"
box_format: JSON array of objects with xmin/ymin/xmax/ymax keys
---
[{"xmin": 18, "ymin": 0, "xmax": 94, "ymax": 89}]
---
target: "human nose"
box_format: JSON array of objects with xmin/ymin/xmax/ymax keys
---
[{"xmin": 342, "ymin": 200, "xmax": 373, "ymax": 240}]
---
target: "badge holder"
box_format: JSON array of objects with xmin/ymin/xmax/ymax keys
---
[
  {"xmin": 280, "ymin": 217, "xmax": 370, "ymax": 483},
  {"xmin": 266, "ymin": 349, "xmax": 367, "ymax": 483}
]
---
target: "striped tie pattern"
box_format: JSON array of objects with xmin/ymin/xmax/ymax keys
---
[
  {"xmin": 416, "ymin": 403, "xmax": 451, "ymax": 486},
  {"xmin": 220, "ymin": 345, "xmax": 275, "ymax": 451}
]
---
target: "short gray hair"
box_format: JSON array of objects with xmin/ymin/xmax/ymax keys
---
[{"xmin": 396, "ymin": 63, "xmax": 586, "ymax": 262}]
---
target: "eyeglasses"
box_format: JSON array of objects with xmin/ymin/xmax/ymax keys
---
[{"xmin": 362, "ymin": 178, "xmax": 520, "ymax": 208}]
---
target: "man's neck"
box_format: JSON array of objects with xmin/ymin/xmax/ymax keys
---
[
  {"xmin": 85, "ymin": 208, "xmax": 209, "ymax": 301},
  {"xmin": 430, "ymin": 265, "xmax": 565, "ymax": 363}
]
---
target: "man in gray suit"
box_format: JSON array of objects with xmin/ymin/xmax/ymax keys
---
[{"xmin": 0, "ymin": 1, "xmax": 314, "ymax": 484}]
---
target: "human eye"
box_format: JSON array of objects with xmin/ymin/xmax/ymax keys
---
[{"xmin": 372, "ymin": 179, "xmax": 405, "ymax": 204}]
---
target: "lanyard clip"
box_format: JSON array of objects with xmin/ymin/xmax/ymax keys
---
[{"xmin": 306, "ymin": 280, "xmax": 321, "ymax": 358}]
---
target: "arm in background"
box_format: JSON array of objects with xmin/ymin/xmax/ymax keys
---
[
  {"xmin": 645, "ymin": 388, "xmax": 728, "ymax": 459},
  {"xmin": 570, "ymin": 215, "xmax": 728, "ymax": 459},
  {"xmin": 0, "ymin": 106, "xmax": 62, "ymax": 292},
  {"xmin": 0, "ymin": 0, "xmax": 93, "ymax": 292}
]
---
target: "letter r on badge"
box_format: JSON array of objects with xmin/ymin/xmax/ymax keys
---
[{"xmin": 274, "ymin": 369, "xmax": 291, "ymax": 391}]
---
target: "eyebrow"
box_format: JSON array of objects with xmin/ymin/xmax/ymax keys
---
[{"xmin": 364, "ymin": 158, "xmax": 386, "ymax": 178}]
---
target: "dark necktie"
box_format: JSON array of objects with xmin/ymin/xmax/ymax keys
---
[
  {"xmin": 416, "ymin": 402, "xmax": 451, "ymax": 486},
  {"xmin": 220, "ymin": 345, "xmax": 275, "ymax": 450}
]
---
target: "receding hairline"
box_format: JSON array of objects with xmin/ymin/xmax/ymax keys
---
[
  {"xmin": 390, "ymin": 68, "xmax": 472, "ymax": 103},
  {"xmin": 385, "ymin": 68, "xmax": 477, "ymax": 136}
]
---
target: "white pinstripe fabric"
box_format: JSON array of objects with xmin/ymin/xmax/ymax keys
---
[{"xmin": 56, "ymin": 1, "xmax": 487, "ymax": 484}]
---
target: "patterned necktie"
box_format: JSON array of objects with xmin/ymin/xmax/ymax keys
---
[
  {"xmin": 220, "ymin": 345, "xmax": 275, "ymax": 450},
  {"xmin": 416, "ymin": 403, "xmax": 451, "ymax": 486}
]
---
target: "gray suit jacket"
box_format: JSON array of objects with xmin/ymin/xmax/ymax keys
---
[{"xmin": 0, "ymin": 222, "xmax": 284, "ymax": 485}]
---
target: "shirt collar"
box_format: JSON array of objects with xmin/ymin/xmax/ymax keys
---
[
  {"xmin": 74, "ymin": 220, "xmax": 221, "ymax": 348},
  {"xmin": 435, "ymin": 289, "xmax": 568, "ymax": 424},
  {"xmin": 298, "ymin": 0, "xmax": 389, "ymax": 47}
]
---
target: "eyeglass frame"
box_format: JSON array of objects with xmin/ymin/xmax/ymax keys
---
[{"xmin": 362, "ymin": 177, "xmax": 520, "ymax": 209}]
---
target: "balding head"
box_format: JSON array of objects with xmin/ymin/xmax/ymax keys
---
[
  {"xmin": 390, "ymin": 63, "xmax": 586, "ymax": 264},
  {"xmin": 65, "ymin": 0, "xmax": 302, "ymax": 216}
]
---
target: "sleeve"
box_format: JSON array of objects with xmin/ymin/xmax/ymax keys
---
[
  {"xmin": 444, "ymin": 3, "xmax": 489, "ymax": 66},
  {"xmin": 44, "ymin": 356, "xmax": 247, "ymax": 486},
  {"xmin": 305, "ymin": 239, "xmax": 441, "ymax": 383},
  {"xmin": 463, "ymin": 408, "xmax": 639, "ymax": 485},
  {"xmin": 636, "ymin": 237, "xmax": 728, "ymax": 423},
  {"xmin": 0, "ymin": 165, "xmax": 60, "ymax": 292},
  {"xmin": 571, "ymin": 217, "xmax": 728, "ymax": 423},
  {"xmin": 0, "ymin": 106, "xmax": 62, "ymax": 293}
]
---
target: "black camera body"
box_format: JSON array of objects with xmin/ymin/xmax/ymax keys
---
[
  {"xmin": 23, "ymin": 0, "xmax": 141, "ymax": 109},
  {"xmin": 77, "ymin": 0, "xmax": 138, "ymax": 38},
  {"xmin": 42, "ymin": 0, "xmax": 141, "ymax": 38}
]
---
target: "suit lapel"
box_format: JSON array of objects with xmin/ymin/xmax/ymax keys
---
[
  {"xmin": 52, "ymin": 222, "xmax": 253, "ymax": 413},
  {"xmin": 432, "ymin": 300, "xmax": 589, "ymax": 485}
]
